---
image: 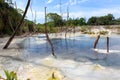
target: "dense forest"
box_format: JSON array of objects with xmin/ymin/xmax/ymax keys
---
[{"xmin": 0, "ymin": 0, "xmax": 120, "ymax": 36}]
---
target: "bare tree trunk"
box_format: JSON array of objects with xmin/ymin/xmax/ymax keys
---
[
  {"xmin": 8, "ymin": 16, "xmax": 15, "ymax": 32},
  {"xmin": 45, "ymin": 7, "xmax": 55, "ymax": 56},
  {"xmin": 65, "ymin": 27, "xmax": 67, "ymax": 38},
  {"xmin": 65, "ymin": 7, "xmax": 69, "ymax": 38},
  {"xmin": 29, "ymin": 6, "xmax": 36, "ymax": 33},
  {"xmin": 14, "ymin": 1, "xmax": 17, "ymax": 9},
  {"xmin": 107, "ymin": 36, "xmax": 109, "ymax": 53},
  {"xmin": 94, "ymin": 34, "xmax": 100, "ymax": 49},
  {"xmin": 59, "ymin": 0, "xmax": 62, "ymax": 32},
  {"xmin": 3, "ymin": 0, "xmax": 31, "ymax": 49},
  {"xmin": 73, "ymin": 26, "xmax": 75, "ymax": 33}
]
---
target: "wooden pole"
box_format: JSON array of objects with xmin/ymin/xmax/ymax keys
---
[
  {"xmin": 14, "ymin": 1, "xmax": 17, "ymax": 9},
  {"xmin": 94, "ymin": 34, "xmax": 100, "ymax": 49},
  {"xmin": 65, "ymin": 6, "xmax": 69, "ymax": 38},
  {"xmin": 107, "ymin": 36, "xmax": 109, "ymax": 53},
  {"xmin": 60, "ymin": 0, "xmax": 62, "ymax": 31}
]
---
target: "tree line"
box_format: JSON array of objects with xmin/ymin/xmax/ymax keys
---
[
  {"xmin": 36, "ymin": 13, "xmax": 120, "ymax": 33},
  {"xmin": 45, "ymin": 13, "xmax": 120, "ymax": 27}
]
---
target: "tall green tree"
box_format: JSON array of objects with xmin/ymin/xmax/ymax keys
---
[
  {"xmin": 106, "ymin": 14, "xmax": 115, "ymax": 25},
  {"xmin": 115, "ymin": 18, "xmax": 120, "ymax": 24},
  {"xmin": 47, "ymin": 13, "xmax": 62, "ymax": 27},
  {"xmin": 78, "ymin": 17, "xmax": 86, "ymax": 26},
  {"xmin": 87, "ymin": 16, "xmax": 98, "ymax": 25},
  {"xmin": 87, "ymin": 14, "xmax": 115, "ymax": 25}
]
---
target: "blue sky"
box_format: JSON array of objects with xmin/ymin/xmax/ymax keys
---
[{"xmin": 12, "ymin": 0, "xmax": 120, "ymax": 23}]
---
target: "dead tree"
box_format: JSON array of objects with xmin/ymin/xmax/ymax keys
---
[
  {"xmin": 94, "ymin": 33, "xmax": 109, "ymax": 53},
  {"xmin": 3, "ymin": 0, "xmax": 31, "ymax": 49},
  {"xmin": 93, "ymin": 34, "xmax": 100, "ymax": 49},
  {"xmin": 14, "ymin": 1, "xmax": 17, "ymax": 9},
  {"xmin": 45, "ymin": 7, "xmax": 55, "ymax": 56},
  {"xmin": 65, "ymin": 6, "xmax": 69, "ymax": 38},
  {"xmin": 59, "ymin": 0, "xmax": 62, "ymax": 31},
  {"xmin": 8, "ymin": 16, "xmax": 15, "ymax": 32},
  {"xmin": 107, "ymin": 36, "xmax": 109, "ymax": 53},
  {"xmin": 30, "ymin": 5, "xmax": 36, "ymax": 33}
]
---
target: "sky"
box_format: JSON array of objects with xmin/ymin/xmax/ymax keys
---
[{"xmin": 12, "ymin": 0, "xmax": 120, "ymax": 23}]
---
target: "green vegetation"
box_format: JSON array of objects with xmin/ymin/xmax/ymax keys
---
[
  {"xmin": 0, "ymin": 0, "xmax": 20, "ymax": 35},
  {"xmin": 36, "ymin": 23, "xmax": 58, "ymax": 33},
  {"xmin": 0, "ymin": 70, "xmax": 17, "ymax": 80},
  {"xmin": 0, "ymin": 0, "xmax": 34, "ymax": 36},
  {"xmin": 47, "ymin": 13, "xmax": 63, "ymax": 27},
  {"xmin": 0, "ymin": 70, "xmax": 31, "ymax": 80},
  {"xmin": 0, "ymin": 70, "xmax": 61, "ymax": 80},
  {"xmin": 87, "ymin": 14, "xmax": 115, "ymax": 25},
  {"xmin": 4, "ymin": 70, "xmax": 17, "ymax": 80},
  {"xmin": 65, "ymin": 17, "xmax": 86, "ymax": 27},
  {"xmin": 45, "ymin": 13, "xmax": 120, "ymax": 27},
  {"xmin": 45, "ymin": 13, "xmax": 120, "ymax": 29},
  {"xmin": 80, "ymin": 26, "xmax": 87, "ymax": 32},
  {"xmin": 99, "ymin": 31, "xmax": 108, "ymax": 35}
]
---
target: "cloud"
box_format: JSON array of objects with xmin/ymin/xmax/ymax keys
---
[
  {"xmin": 13, "ymin": 0, "xmax": 120, "ymax": 23},
  {"xmin": 26, "ymin": 6, "xmax": 120, "ymax": 23},
  {"xmin": 62, "ymin": 7, "xmax": 120, "ymax": 20},
  {"xmin": 46, "ymin": 0, "xmax": 53, "ymax": 4},
  {"xmin": 54, "ymin": 4, "xmax": 60, "ymax": 8},
  {"xmin": 26, "ymin": 9, "xmax": 44, "ymax": 23},
  {"xmin": 54, "ymin": 3, "xmax": 68, "ymax": 9},
  {"xmin": 69, "ymin": 0, "xmax": 77, "ymax": 5},
  {"xmin": 68, "ymin": 0, "xmax": 88, "ymax": 6},
  {"xmin": 78, "ymin": 0, "xmax": 88, "ymax": 3},
  {"xmin": 89, "ymin": 7, "xmax": 120, "ymax": 18},
  {"xmin": 12, "ymin": 0, "xmax": 27, "ymax": 10},
  {"xmin": 53, "ymin": 0, "xmax": 88, "ymax": 9}
]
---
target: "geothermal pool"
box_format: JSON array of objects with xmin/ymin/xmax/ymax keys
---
[
  {"xmin": 20, "ymin": 34, "xmax": 120, "ymax": 60},
  {"xmin": 18, "ymin": 34, "xmax": 120, "ymax": 80}
]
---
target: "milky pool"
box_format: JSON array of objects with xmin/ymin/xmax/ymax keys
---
[
  {"xmin": 16, "ymin": 34, "xmax": 120, "ymax": 80},
  {"xmin": 1, "ymin": 34, "xmax": 120, "ymax": 80}
]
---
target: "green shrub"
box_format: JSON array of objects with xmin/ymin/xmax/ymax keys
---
[
  {"xmin": 36, "ymin": 25, "xmax": 58, "ymax": 33},
  {"xmin": 36, "ymin": 25, "xmax": 45, "ymax": 33},
  {"xmin": 100, "ymin": 31, "xmax": 108, "ymax": 35},
  {"xmin": 80, "ymin": 26, "xmax": 87, "ymax": 32},
  {"xmin": 0, "ymin": 70, "xmax": 31, "ymax": 80},
  {"xmin": 4, "ymin": 70, "xmax": 17, "ymax": 80}
]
